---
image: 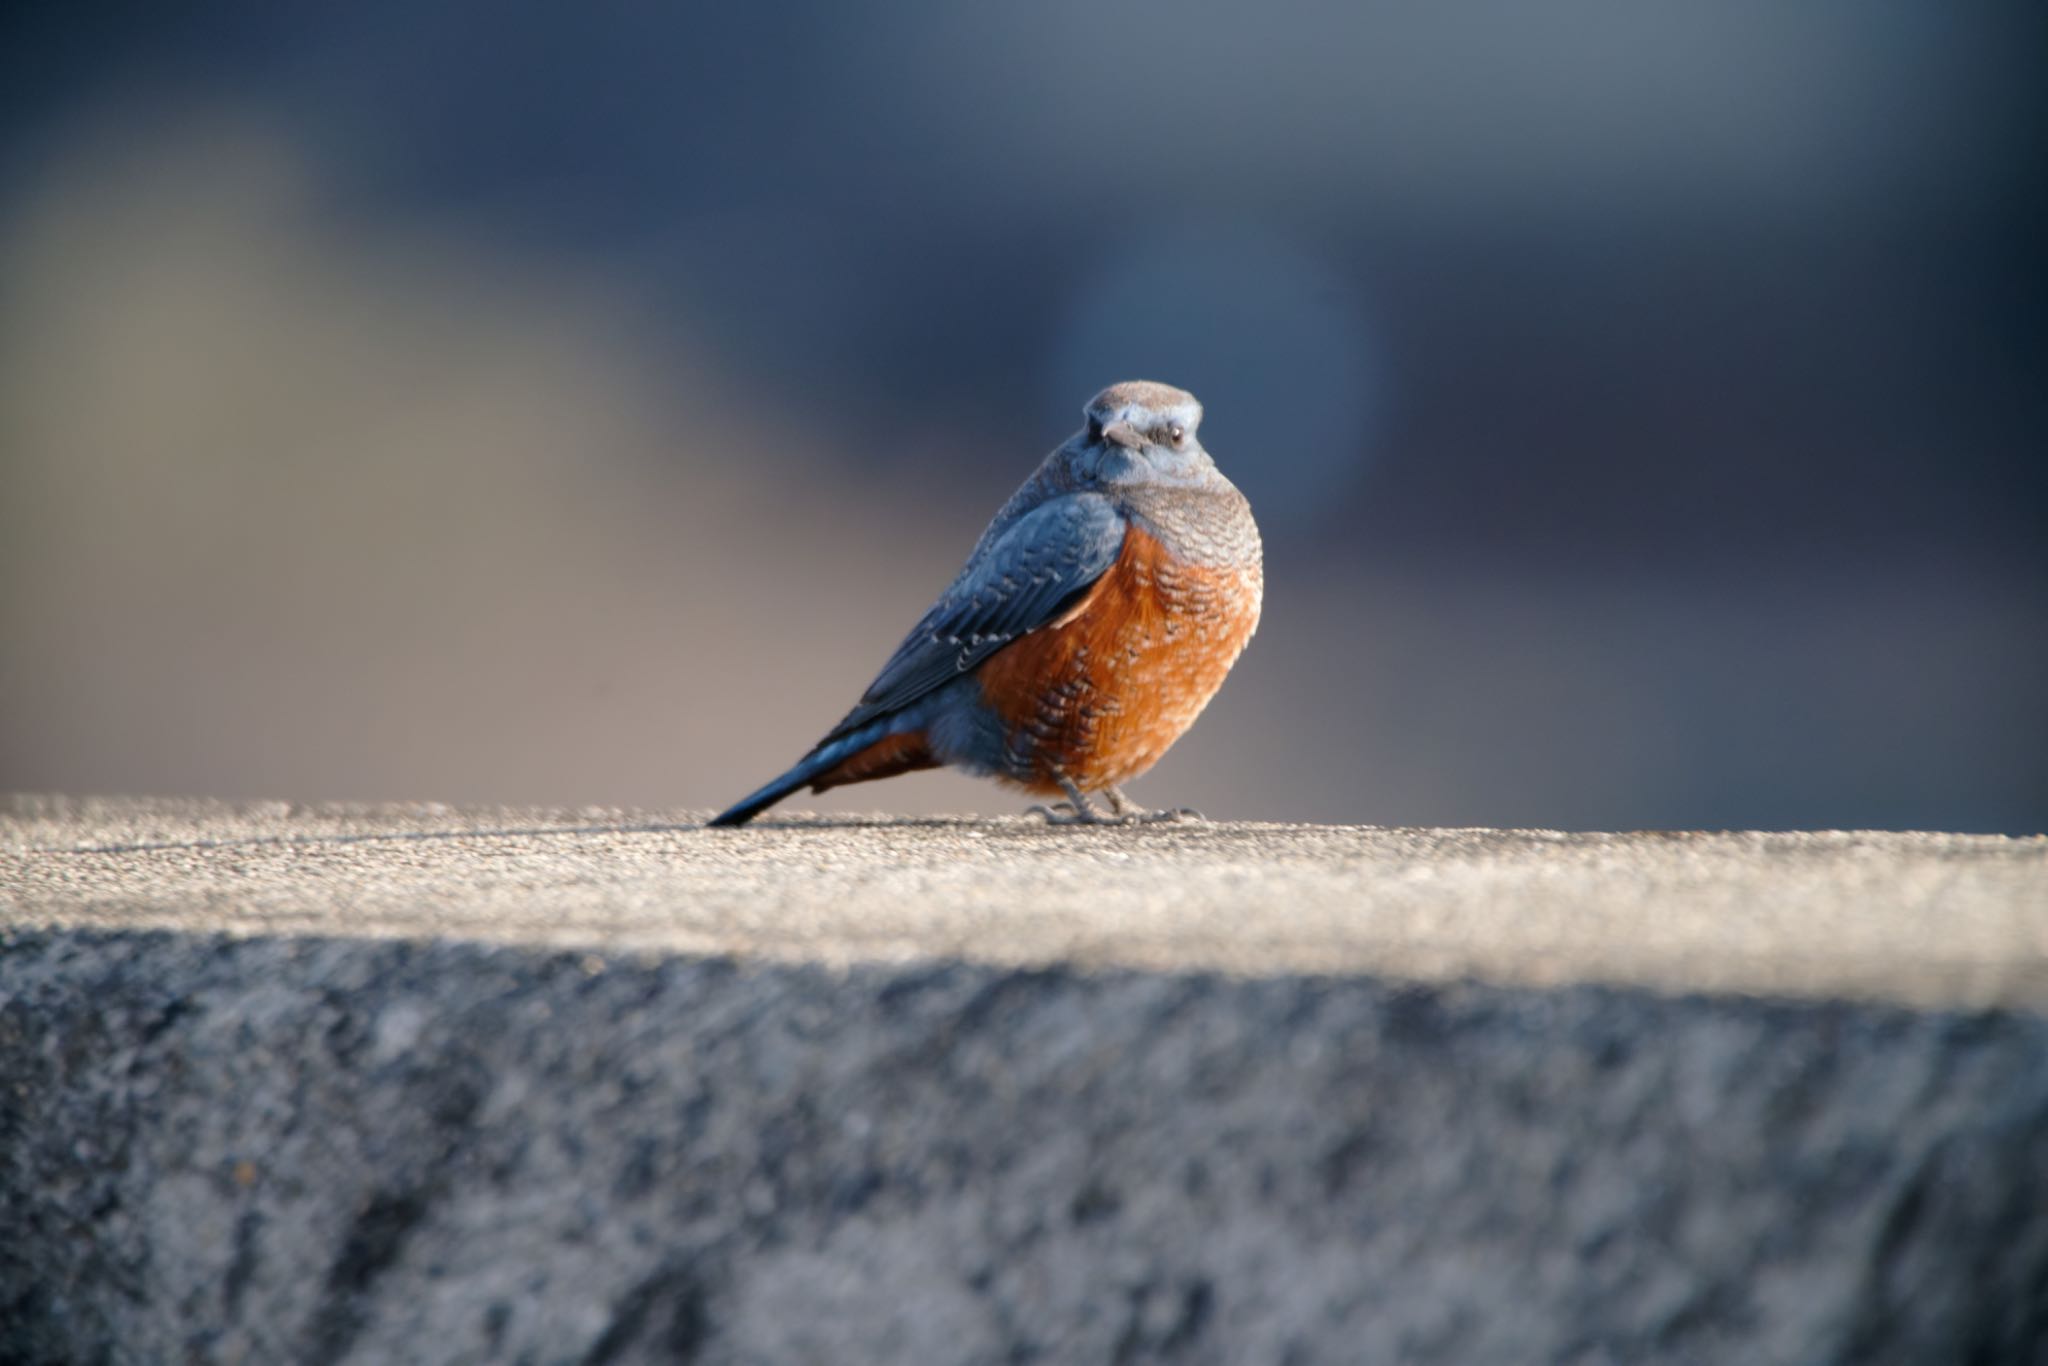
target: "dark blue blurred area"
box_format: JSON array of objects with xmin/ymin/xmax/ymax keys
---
[{"xmin": 2, "ymin": 3, "xmax": 2043, "ymax": 830}]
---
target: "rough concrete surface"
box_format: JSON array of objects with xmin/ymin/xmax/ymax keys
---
[
  {"xmin": 4, "ymin": 796, "xmax": 2045, "ymax": 1008},
  {"xmin": 3, "ymin": 796, "xmax": 2047, "ymax": 1363}
]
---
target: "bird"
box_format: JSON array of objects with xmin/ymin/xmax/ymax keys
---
[{"xmin": 708, "ymin": 380, "xmax": 1263, "ymax": 827}]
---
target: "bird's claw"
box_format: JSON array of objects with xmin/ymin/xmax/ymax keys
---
[
  {"xmin": 1027, "ymin": 796, "xmax": 1205, "ymax": 826},
  {"xmin": 1101, "ymin": 786, "xmax": 1204, "ymax": 823},
  {"xmin": 1027, "ymin": 800, "xmax": 1119, "ymax": 826}
]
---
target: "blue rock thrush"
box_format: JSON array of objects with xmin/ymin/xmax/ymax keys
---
[{"xmin": 709, "ymin": 380, "xmax": 1263, "ymax": 826}]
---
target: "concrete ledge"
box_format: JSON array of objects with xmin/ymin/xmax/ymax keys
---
[
  {"xmin": 6, "ymin": 796, "xmax": 2045, "ymax": 1008},
  {"xmin": 3, "ymin": 797, "xmax": 2046, "ymax": 1362}
]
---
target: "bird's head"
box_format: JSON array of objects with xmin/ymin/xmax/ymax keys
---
[{"xmin": 1070, "ymin": 380, "xmax": 1215, "ymax": 488}]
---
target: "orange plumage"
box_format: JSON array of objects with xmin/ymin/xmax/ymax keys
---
[
  {"xmin": 807, "ymin": 729, "xmax": 938, "ymax": 794},
  {"xmin": 973, "ymin": 525, "xmax": 1262, "ymax": 793}
]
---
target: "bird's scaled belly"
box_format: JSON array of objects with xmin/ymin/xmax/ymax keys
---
[{"xmin": 974, "ymin": 531, "xmax": 1261, "ymax": 793}]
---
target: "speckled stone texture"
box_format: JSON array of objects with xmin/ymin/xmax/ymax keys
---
[
  {"xmin": 3, "ymin": 933, "xmax": 2045, "ymax": 1364},
  {"xmin": 3, "ymin": 799, "xmax": 2046, "ymax": 1362}
]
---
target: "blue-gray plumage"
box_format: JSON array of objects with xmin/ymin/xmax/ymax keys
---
[{"xmin": 837, "ymin": 493, "xmax": 1127, "ymax": 734}]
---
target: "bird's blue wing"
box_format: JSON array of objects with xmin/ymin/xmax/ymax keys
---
[{"xmin": 822, "ymin": 492, "xmax": 1127, "ymax": 742}]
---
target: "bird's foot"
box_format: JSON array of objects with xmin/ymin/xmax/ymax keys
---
[
  {"xmin": 1026, "ymin": 798, "xmax": 1122, "ymax": 826},
  {"xmin": 1028, "ymin": 782, "xmax": 1207, "ymax": 826},
  {"xmin": 1029, "ymin": 778, "xmax": 1126, "ymax": 825},
  {"xmin": 1132, "ymin": 805, "xmax": 1206, "ymax": 823},
  {"xmin": 1103, "ymin": 786, "xmax": 1205, "ymax": 823}
]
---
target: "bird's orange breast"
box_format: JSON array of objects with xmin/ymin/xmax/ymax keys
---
[{"xmin": 974, "ymin": 525, "xmax": 1261, "ymax": 793}]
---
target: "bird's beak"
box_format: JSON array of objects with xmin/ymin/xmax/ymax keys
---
[{"xmin": 1101, "ymin": 420, "xmax": 1145, "ymax": 450}]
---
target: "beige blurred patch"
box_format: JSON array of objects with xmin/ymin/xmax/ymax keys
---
[{"xmin": 0, "ymin": 107, "xmax": 999, "ymax": 813}]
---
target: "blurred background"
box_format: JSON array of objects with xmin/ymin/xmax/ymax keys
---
[{"xmin": 1, "ymin": 3, "xmax": 2042, "ymax": 832}]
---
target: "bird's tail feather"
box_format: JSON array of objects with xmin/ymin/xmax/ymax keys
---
[{"xmin": 706, "ymin": 722, "xmax": 887, "ymax": 827}]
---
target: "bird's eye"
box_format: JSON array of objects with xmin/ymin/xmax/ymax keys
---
[
  {"xmin": 1167, "ymin": 423, "xmax": 1186, "ymax": 447},
  {"xmin": 1086, "ymin": 416, "xmax": 1104, "ymax": 441}
]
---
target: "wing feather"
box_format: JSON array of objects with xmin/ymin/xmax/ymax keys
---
[{"xmin": 821, "ymin": 492, "xmax": 1126, "ymax": 743}]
